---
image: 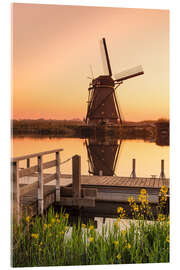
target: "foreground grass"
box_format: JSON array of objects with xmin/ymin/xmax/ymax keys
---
[{"xmin": 12, "ymin": 187, "xmax": 169, "ymax": 267}]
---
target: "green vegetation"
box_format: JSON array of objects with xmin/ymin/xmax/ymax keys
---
[{"xmin": 12, "ymin": 186, "xmax": 169, "ymax": 266}]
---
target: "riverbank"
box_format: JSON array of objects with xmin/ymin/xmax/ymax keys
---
[{"xmin": 12, "ymin": 119, "xmax": 169, "ymax": 142}]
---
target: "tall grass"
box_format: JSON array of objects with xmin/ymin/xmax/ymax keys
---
[{"xmin": 12, "ymin": 186, "xmax": 169, "ymax": 267}]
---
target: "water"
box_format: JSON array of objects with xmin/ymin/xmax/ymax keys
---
[{"xmin": 12, "ymin": 137, "xmax": 169, "ymax": 178}]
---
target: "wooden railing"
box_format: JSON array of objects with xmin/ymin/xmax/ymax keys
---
[{"xmin": 11, "ymin": 148, "xmax": 63, "ymax": 224}]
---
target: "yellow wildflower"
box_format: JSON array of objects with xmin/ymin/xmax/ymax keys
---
[
  {"xmin": 117, "ymin": 207, "xmax": 124, "ymax": 214},
  {"xmin": 56, "ymin": 213, "xmax": 59, "ymax": 218},
  {"xmin": 117, "ymin": 254, "xmax": 121, "ymax": 260},
  {"xmin": 31, "ymin": 233, "xmax": 38, "ymax": 239},
  {"xmin": 166, "ymin": 235, "xmax": 170, "ymax": 243},
  {"xmin": 128, "ymin": 196, "xmax": 135, "ymax": 204},
  {"xmin": 127, "ymin": 243, "xmax": 131, "ymax": 249},
  {"xmin": 26, "ymin": 216, "xmax": 30, "ymax": 223},
  {"xmin": 51, "ymin": 218, "xmax": 56, "ymax": 224},
  {"xmin": 89, "ymin": 225, "xmax": 94, "ymax": 230},
  {"xmin": 48, "ymin": 224, "xmax": 52, "ymax": 228},
  {"xmin": 64, "ymin": 213, "xmax": 69, "ymax": 219},
  {"xmin": 140, "ymin": 189, "xmax": 147, "ymax": 195},
  {"xmin": 43, "ymin": 224, "xmax": 47, "ymax": 230},
  {"xmin": 157, "ymin": 213, "xmax": 166, "ymax": 222},
  {"xmin": 56, "ymin": 219, "xmax": 60, "ymax": 224},
  {"xmin": 81, "ymin": 224, "xmax": 86, "ymax": 229},
  {"xmin": 88, "ymin": 237, "xmax": 94, "ymax": 243},
  {"xmin": 160, "ymin": 185, "xmax": 168, "ymax": 194},
  {"xmin": 59, "ymin": 231, "xmax": 65, "ymax": 235},
  {"xmin": 113, "ymin": 241, "xmax": 119, "ymax": 246}
]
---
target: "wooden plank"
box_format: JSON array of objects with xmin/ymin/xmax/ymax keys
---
[
  {"xmin": 59, "ymin": 197, "xmax": 95, "ymax": 207},
  {"xmin": 12, "ymin": 148, "xmax": 63, "ymax": 162},
  {"xmin": 20, "ymin": 173, "xmax": 56, "ymax": 196},
  {"xmin": 12, "ymin": 161, "xmax": 20, "ymax": 224},
  {"xmin": 19, "ymin": 165, "xmax": 38, "ymax": 178},
  {"xmin": 56, "ymin": 152, "xmax": 60, "ymax": 202},
  {"xmin": 43, "ymin": 159, "xmax": 56, "ymax": 170}
]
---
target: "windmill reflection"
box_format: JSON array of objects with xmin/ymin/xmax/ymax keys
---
[{"xmin": 85, "ymin": 137, "xmax": 122, "ymax": 176}]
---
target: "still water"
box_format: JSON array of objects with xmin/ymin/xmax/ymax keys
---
[{"xmin": 12, "ymin": 137, "xmax": 169, "ymax": 178}]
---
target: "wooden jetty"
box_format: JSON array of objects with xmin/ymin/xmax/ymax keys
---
[{"xmin": 11, "ymin": 148, "xmax": 169, "ymax": 224}]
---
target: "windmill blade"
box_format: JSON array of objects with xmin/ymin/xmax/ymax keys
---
[
  {"xmin": 100, "ymin": 38, "xmax": 112, "ymax": 76},
  {"xmin": 114, "ymin": 65, "xmax": 144, "ymax": 82}
]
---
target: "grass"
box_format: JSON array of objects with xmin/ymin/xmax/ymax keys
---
[{"xmin": 12, "ymin": 187, "xmax": 169, "ymax": 267}]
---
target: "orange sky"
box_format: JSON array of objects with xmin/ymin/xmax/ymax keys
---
[{"xmin": 12, "ymin": 3, "xmax": 169, "ymax": 121}]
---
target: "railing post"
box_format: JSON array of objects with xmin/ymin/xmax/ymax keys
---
[
  {"xmin": 37, "ymin": 155, "xmax": 43, "ymax": 215},
  {"xmin": 13, "ymin": 161, "xmax": 20, "ymax": 224},
  {"xmin": 99, "ymin": 170, "xmax": 103, "ymax": 176},
  {"xmin": 131, "ymin": 158, "xmax": 136, "ymax": 178},
  {"xmin": 27, "ymin": 158, "xmax": 30, "ymax": 168},
  {"xmin": 160, "ymin": 159, "xmax": 165, "ymax": 179},
  {"xmin": 72, "ymin": 155, "xmax": 81, "ymax": 198},
  {"xmin": 56, "ymin": 151, "xmax": 60, "ymax": 202}
]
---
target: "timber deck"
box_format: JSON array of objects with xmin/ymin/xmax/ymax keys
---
[{"xmin": 17, "ymin": 174, "xmax": 169, "ymax": 217}]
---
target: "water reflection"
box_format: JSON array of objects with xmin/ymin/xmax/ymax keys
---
[{"xmin": 85, "ymin": 137, "xmax": 122, "ymax": 176}]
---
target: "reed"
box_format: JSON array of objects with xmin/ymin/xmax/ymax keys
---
[{"xmin": 12, "ymin": 186, "xmax": 169, "ymax": 266}]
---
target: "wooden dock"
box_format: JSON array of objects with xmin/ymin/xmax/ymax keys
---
[{"xmin": 11, "ymin": 149, "xmax": 169, "ymax": 223}]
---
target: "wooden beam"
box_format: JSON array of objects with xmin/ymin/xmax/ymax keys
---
[
  {"xmin": 20, "ymin": 173, "xmax": 56, "ymax": 196},
  {"xmin": 72, "ymin": 155, "xmax": 81, "ymax": 198},
  {"xmin": 12, "ymin": 161, "xmax": 20, "ymax": 224},
  {"xmin": 59, "ymin": 197, "xmax": 95, "ymax": 207},
  {"xmin": 38, "ymin": 155, "xmax": 43, "ymax": 215},
  {"xmin": 56, "ymin": 151, "xmax": 60, "ymax": 202},
  {"xmin": 12, "ymin": 148, "xmax": 63, "ymax": 162}
]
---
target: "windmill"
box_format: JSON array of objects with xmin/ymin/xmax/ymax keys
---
[
  {"xmin": 85, "ymin": 137, "xmax": 122, "ymax": 176},
  {"xmin": 85, "ymin": 38, "xmax": 144, "ymax": 125}
]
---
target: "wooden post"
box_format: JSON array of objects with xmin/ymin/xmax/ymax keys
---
[
  {"xmin": 56, "ymin": 151, "xmax": 60, "ymax": 202},
  {"xmin": 27, "ymin": 158, "xmax": 30, "ymax": 168},
  {"xmin": 13, "ymin": 161, "xmax": 20, "ymax": 224},
  {"xmin": 99, "ymin": 170, "xmax": 103, "ymax": 176},
  {"xmin": 160, "ymin": 159, "xmax": 165, "ymax": 179},
  {"xmin": 131, "ymin": 158, "xmax": 136, "ymax": 178},
  {"xmin": 37, "ymin": 155, "xmax": 43, "ymax": 215},
  {"xmin": 72, "ymin": 155, "xmax": 81, "ymax": 198}
]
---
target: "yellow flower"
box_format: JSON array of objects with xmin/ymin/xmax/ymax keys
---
[
  {"xmin": 88, "ymin": 237, "xmax": 94, "ymax": 243},
  {"xmin": 157, "ymin": 213, "xmax": 166, "ymax": 222},
  {"xmin": 140, "ymin": 189, "xmax": 147, "ymax": 195},
  {"xmin": 26, "ymin": 216, "xmax": 30, "ymax": 223},
  {"xmin": 43, "ymin": 224, "xmax": 47, "ymax": 230},
  {"xmin": 59, "ymin": 231, "xmax": 64, "ymax": 235},
  {"xmin": 56, "ymin": 219, "xmax": 60, "ymax": 224},
  {"xmin": 160, "ymin": 185, "xmax": 168, "ymax": 194},
  {"xmin": 117, "ymin": 254, "xmax": 121, "ymax": 260},
  {"xmin": 128, "ymin": 196, "xmax": 135, "ymax": 204},
  {"xmin": 40, "ymin": 242, "xmax": 43, "ymax": 246},
  {"xmin": 64, "ymin": 213, "xmax": 69, "ymax": 219},
  {"xmin": 31, "ymin": 233, "xmax": 38, "ymax": 239},
  {"xmin": 127, "ymin": 243, "xmax": 131, "ymax": 249},
  {"xmin": 48, "ymin": 224, "xmax": 52, "ymax": 228},
  {"xmin": 81, "ymin": 224, "xmax": 86, "ymax": 229},
  {"xmin": 117, "ymin": 207, "xmax": 124, "ymax": 214},
  {"xmin": 56, "ymin": 213, "xmax": 59, "ymax": 218},
  {"xmin": 51, "ymin": 218, "xmax": 56, "ymax": 224},
  {"xmin": 113, "ymin": 241, "xmax": 119, "ymax": 246},
  {"xmin": 39, "ymin": 247, "xmax": 42, "ymax": 252},
  {"xmin": 89, "ymin": 225, "xmax": 94, "ymax": 230},
  {"xmin": 166, "ymin": 235, "xmax": 170, "ymax": 243}
]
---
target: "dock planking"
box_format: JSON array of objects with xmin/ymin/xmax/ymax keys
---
[{"xmin": 11, "ymin": 150, "xmax": 169, "ymax": 223}]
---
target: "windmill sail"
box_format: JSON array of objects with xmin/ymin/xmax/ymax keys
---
[
  {"xmin": 100, "ymin": 38, "xmax": 112, "ymax": 76},
  {"xmin": 114, "ymin": 65, "xmax": 144, "ymax": 82}
]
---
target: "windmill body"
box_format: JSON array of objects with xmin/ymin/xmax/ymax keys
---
[{"xmin": 86, "ymin": 38, "xmax": 144, "ymax": 125}]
